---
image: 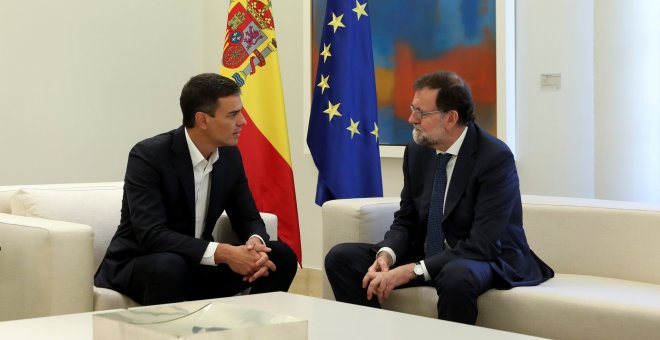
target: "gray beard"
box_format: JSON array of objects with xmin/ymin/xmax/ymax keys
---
[{"xmin": 412, "ymin": 129, "xmax": 435, "ymax": 147}]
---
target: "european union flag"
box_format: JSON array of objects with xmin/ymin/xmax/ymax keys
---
[{"xmin": 307, "ymin": 0, "xmax": 383, "ymax": 206}]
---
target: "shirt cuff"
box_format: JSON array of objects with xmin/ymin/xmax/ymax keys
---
[
  {"xmin": 201, "ymin": 241, "xmax": 219, "ymax": 266},
  {"xmin": 376, "ymin": 247, "xmax": 396, "ymax": 265},
  {"xmin": 419, "ymin": 260, "xmax": 431, "ymax": 281},
  {"xmin": 249, "ymin": 234, "xmax": 265, "ymax": 245}
]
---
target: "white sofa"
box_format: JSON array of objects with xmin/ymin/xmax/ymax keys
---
[
  {"xmin": 0, "ymin": 182, "xmax": 277, "ymax": 321},
  {"xmin": 322, "ymin": 195, "xmax": 660, "ymax": 340}
]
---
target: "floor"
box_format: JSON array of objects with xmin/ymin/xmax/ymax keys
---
[{"xmin": 288, "ymin": 268, "xmax": 322, "ymax": 298}]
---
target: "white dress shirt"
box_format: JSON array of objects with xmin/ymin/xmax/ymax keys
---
[
  {"xmin": 184, "ymin": 129, "xmax": 265, "ymax": 266},
  {"xmin": 185, "ymin": 128, "xmax": 220, "ymax": 266}
]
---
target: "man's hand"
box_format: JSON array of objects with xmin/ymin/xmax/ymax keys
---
[
  {"xmin": 362, "ymin": 263, "xmax": 416, "ymax": 304},
  {"xmin": 367, "ymin": 251, "xmax": 393, "ymax": 273},
  {"xmin": 214, "ymin": 244, "xmax": 261, "ymax": 275},
  {"xmin": 244, "ymin": 236, "xmax": 276, "ymax": 282},
  {"xmin": 213, "ymin": 238, "xmax": 276, "ymax": 283}
]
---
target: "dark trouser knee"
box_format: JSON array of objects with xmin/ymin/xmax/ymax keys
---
[
  {"xmin": 130, "ymin": 252, "xmax": 188, "ymax": 305},
  {"xmin": 250, "ymin": 240, "xmax": 297, "ymax": 294},
  {"xmin": 324, "ymin": 243, "xmax": 360, "ymax": 289},
  {"xmin": 324, "ymin": 243, "xmax": 379, "ymax": 308},
  {"xmin": 324, "ymin": 243, "xmax": 350, "ymax": 276},
  {"xmin": 438, "ymin": 262, "xmax": 479, "ymax": 297},
  {"xmin": 270, "ymin": 241, "xmax": 298, "ymax": 284},
  {"xmin": 270, "ymin": 240, "xmax": 298, "ymax": 271},
  {"xmin": 434, "ymin": 259, "xmax": 494, "ymax": 325}
]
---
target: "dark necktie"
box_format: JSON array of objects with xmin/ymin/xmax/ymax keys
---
[{"xmin": 426, "ymin": 153, "xmax": 453, "ymax": 257}]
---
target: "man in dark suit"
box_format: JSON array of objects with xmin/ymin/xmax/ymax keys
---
[
  {"xmin": 325, "ymin": 71, "xmax": 553, "ymax": 324},
  {"xmin": 94, "ymin": 73, "xmax": 297, "ymax": 305}
]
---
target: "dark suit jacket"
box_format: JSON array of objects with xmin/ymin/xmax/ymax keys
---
[
  {"xmin": 94, "ymin": 126, "xmax": 268, "ymax": 290},
  {"xmin": 377, "ymin": 123, "xmax": 553, "ymax": 288}
]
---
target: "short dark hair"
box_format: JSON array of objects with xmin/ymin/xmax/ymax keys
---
[
  {"xmin": 413, "ymin": 71, "xmax": 475, "ymax": 125},
  {"xmin": 180, "ymin": 73, "xmax": 241, "ymax": 128}
]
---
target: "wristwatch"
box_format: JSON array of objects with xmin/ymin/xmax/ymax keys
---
[{"xmin": 413, "ymin": 262, "xmax": 425, "ymax": 281}]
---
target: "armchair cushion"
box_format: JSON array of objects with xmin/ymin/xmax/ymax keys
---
[
  {"xmin": 0, "ymin": 185, "xmax": 20, "ymax": 214},
  {"xmin": 9, "ymin": 182, "xmax": 124, "ymax": 270}
]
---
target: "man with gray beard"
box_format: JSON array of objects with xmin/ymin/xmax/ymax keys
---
[{"xmin": 324, "ymin": 71, "xmax": 554, "ymax": 325}]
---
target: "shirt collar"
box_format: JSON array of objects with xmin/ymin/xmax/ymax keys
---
[
  {"xmin": 439, "ymin": 125, "xmax": 468, "ymax": 156},
  {"xmin": 184, "ymin": 128, "xmax": 219, "ymax": 167}
]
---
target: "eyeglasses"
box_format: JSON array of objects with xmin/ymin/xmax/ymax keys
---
[{"xmin": 409, "ymin": 105, "xmax": 445, "ymax": 119}]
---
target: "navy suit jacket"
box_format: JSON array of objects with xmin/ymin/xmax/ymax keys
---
[
  {"xmin": 377, "ymin": 123, "xmax": 553, "ymax": 288},
  {"xmin": 94, "ymin": 126, "xmax": 268, "ymax": 289}
]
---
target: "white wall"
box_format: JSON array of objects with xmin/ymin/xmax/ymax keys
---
[
  {"xmin": 515, "ymin": 0, "xmax": 660, "ymax": 204},
  {"xmin": 0, "ymin": 0, "xmax": 204, "ymax": 184},
  {"xmin": 593, "ymin": 0, "xmax": 660, "ymax": 202},
  {"xmin": 515, "ymin": 0, "xmax": 595, "ymax": 198}
]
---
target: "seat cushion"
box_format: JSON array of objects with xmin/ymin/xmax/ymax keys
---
[
  {"xmin": 93, "ymin": 286, "xmax": 140, "ymax": 311},
  {"xmin": 382, "ymin": 273, "xmax": 660, "ymax": 340},
  {"xmin": 479, "ymin": 274, "xmax": 660, "ymax": 339}
]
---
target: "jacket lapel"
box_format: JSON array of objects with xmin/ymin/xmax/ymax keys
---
[
  {"xmin": 443, "ymin": 123, "xmax": 477, "ymax": 220},
  {"xmin": 171, "ymin": 126, "xmax": 196, "ymax": 220}
]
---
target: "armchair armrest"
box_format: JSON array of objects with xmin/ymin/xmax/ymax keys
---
[
  {"xmin": 213, "ymin": 212, "xmax": 278, "ymax": 244},
  {"xmin": 321, "ymin": 197, "xmax": 400, "ymax": 299},
  {"xmin": 0, "ymin": 213, "xmax": 93, "ymax": 321}
]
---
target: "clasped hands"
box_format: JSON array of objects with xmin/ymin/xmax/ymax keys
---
[
  {"xmin": 362, "ymin": 252, "xmax": 416, "ymax": 304},
  {"xmin": 214, "ymin": 236, "xmax": 276, "ymax": 283}
]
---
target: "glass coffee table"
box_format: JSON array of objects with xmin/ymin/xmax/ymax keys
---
[{"xmin": 0, "ymin": 292, "xmax": 544, "ymax": 339}]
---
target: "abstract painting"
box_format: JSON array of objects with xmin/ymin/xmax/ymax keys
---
[{"xmin": 312, "ymin": 0, "xmax": 497, "ymax": 145}]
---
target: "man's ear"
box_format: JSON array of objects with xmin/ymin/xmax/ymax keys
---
[
  {"xmin": 446, "ymin": 110, "xmax": 459, "ymax": 127},
  {"xmin": 194, "ymin": 111, "xmax": 207, "ymax": 129}
]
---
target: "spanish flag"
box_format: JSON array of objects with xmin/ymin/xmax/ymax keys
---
[{"xmin": 220, "ymin": 0, "xmax": 302, "ymax": 263}]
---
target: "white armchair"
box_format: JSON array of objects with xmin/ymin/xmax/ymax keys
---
[{"xmin": 0, "ymin": 182, "xmax": 277, "ymax": 321}]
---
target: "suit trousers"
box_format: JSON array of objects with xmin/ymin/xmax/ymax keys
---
[
  {"xmin": 124, "ymin": 240, "xmax": 297, "ymax": 305},
  {"xmin": 325, "ymin": 242, "xmax": 495, "ymax": 325}
]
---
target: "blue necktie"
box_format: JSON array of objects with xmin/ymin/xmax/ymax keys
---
[{"xmin": 426, "ymin": 153, "xmax": 452, "ymax": 257}]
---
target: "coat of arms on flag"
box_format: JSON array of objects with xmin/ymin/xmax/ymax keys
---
[{"xmin": 223, "ymin": 0, "xmax": 277, "ymax": 86}]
